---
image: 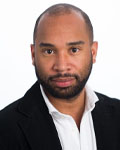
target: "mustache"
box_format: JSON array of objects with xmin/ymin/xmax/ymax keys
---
[{"xmin": 48, "ymin": 73, "xmax": 79, "ymax": 80}]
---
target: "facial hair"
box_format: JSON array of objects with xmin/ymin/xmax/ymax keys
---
[{"xmin": 34, "ymin": 55, "xmax": 93, "ymax": 100}]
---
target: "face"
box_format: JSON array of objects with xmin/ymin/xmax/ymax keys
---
[{"xmin": 31, "ymin": 12, "xmax": 98, "ymax": 100}]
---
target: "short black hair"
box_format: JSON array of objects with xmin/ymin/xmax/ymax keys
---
[{"xmin": 33, "ymin": 3, "xmax": 94, "ymax": 44}]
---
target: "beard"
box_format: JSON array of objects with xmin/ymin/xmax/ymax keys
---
[{"xmin": 35, "ymin": 57, "xmax": 93, "ymax": 100}]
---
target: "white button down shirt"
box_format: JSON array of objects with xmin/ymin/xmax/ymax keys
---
[{"xmin": 40, "ymin": 85, "xmax": 98, "ymax": 150}]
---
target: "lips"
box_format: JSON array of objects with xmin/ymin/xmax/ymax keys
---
[{"xmin": 51, "ymin": 77, "xmax": 75, "ymax": 88}]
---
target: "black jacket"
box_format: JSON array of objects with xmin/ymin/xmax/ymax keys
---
[{"xmin": 0, "ymin": 81, "xmax": 120, "ymax": 150}]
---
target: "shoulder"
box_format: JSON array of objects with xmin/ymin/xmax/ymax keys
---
[
  {"xmin": 93, "ymin": 92, "xmax": 120, "ymax": 114},
  {"xmin": 0, "ymin": 81, "xmax": 40, "ymax": 119},
  {"xmin": 0, "ymin": 98, "xmax": 21, "ymax": 118},
  {"xmin": 0, "ymin": 98, "xmax": 25, "ymax": 148},
  {"xmin": 95, "ymin": 92, "xmax": 120, "ymax": 105},
  {"xmin": 0, "ymin": 98, "xmax": 23, "ymax": 133},
  {"xmin": 0, "ymin": 81, "xmax": 46, "ymax": 129}
]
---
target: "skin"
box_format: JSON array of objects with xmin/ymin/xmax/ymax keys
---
[{"xmin": 31, "ymin": 11, "xmax": 98, "ymax": 128}]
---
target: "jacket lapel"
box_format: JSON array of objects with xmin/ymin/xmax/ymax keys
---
[{"xmin": 17, "ymin": 82, "xmax": 62, "ymax": 150}]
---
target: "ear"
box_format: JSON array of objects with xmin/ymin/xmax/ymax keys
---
[
  {"xmin": 91, "ymin": 41, "xmax": 98, "ymax": 64},
  {"xmin": 30, "ymin": 44, "xmax": 35, "ymax": 66}
]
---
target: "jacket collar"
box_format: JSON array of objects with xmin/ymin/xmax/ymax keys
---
[{"xmin": 18, "ymin": 81, "xmax": 48, "ymax": 117}]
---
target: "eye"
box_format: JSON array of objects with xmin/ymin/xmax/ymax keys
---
[
  {"xmin": 71, "ymin": 47, "xmax": 79, "ymax": 53},
  {"xmin": 44, "ymin": 49, "xmax": 54, "ymax": 55}
]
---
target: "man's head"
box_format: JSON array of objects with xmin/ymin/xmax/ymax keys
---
[{"xmin": 31, "ymin": 3, "xmax": 98, "ymax": 100}]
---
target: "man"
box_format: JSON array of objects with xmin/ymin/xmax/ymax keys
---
[{"xmin": 0, "ymin": 3, "xmax": 120, "ymax": 150}]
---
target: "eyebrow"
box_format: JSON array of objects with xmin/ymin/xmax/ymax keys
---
[
  {"xmin": 39, "ymin": 42, "xmax": 54, "ymax": 47},
  {"xmin": 67, "ymin": 41, "xmax": 85, "ymax": 46},
  {"xmin": 39, "ymin": 40, "xmax": 85, "ymax": 47}
]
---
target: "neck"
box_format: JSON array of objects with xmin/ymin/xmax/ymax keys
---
[{"xmin": 45, "ymin": 88, "xmax": 86, "ymax": 129}]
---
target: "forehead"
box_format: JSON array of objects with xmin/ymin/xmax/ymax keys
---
[{"xmin": 35, "ymin": 12, "xmax": 89, "ymax": 43}]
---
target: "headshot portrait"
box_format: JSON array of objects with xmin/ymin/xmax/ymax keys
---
[{"xmin": 0, "ymin": 1, "xmax": 120, "ymax": 150}]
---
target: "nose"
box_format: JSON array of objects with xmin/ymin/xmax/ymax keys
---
[{"xmin": 53, "ymin": 52, "xmax": 71, "ymax": 73}]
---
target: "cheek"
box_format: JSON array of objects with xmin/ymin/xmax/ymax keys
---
[
  {"xmin": 74, "ymin": 52, "xmax": 92, "ymax": 72},
  {"xmin": 35, "ymin": 56, "xmax": 53, "ymax": 74}
]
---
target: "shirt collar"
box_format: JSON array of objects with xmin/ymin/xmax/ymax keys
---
[
  {"xmin": 84, "ymin": 85, "xmax": 99, "ymax": 113},
  {"xmin": 40, "ymin": 85, "xmax": 58, "ymax": 115},
  {"xmin": 40, "ymin": 85, "xmax": 99, "ymax": 116}
]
